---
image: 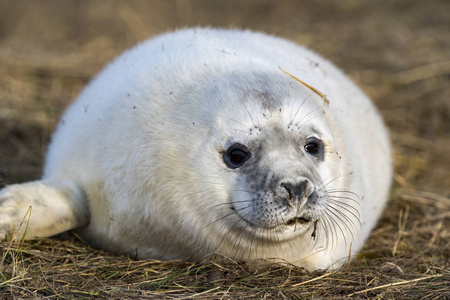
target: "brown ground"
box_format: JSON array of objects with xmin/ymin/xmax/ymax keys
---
[{"xmin": 0, "ymin": 0, "xmax": 449, "ymax": 299}]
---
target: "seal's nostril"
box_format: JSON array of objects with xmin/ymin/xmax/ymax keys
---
[
  {"xmin": 281, "ymin": 182, "xmax": 294, "ymax": 200},
  {"xmin": 281, "ymin": 180, "xmax": 309, "ymax": 200}
]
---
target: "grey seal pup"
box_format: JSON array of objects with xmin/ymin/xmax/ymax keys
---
[{"xmin": 0, "ymin": 28, "xmax": 392, "ymax": 271}]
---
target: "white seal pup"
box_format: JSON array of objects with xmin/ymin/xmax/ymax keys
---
[{"xmin": 0, "ymin": 28, "xmax": 392, "ymax": 271}]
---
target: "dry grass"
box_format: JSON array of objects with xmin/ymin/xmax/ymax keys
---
[{"xmin": 0, "ymin": 0, "xmax": 449, "ymax": 299}]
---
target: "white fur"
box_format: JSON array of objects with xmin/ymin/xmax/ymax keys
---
[{"xmin": 0, "ymin": 28, "xmax": 391, "ymax": 271}]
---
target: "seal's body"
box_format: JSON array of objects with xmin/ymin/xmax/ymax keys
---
[{"xmin": 0, "ymin": 28, "xmax": 391, "ymax": 271}]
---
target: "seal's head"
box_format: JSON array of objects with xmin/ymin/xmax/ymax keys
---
[{"xmin": 157, "ymin": 69, "xmax": 361, "ymax": 267}]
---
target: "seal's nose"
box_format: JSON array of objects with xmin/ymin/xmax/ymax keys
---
[{"xmin": 281, "ymin": 180, "xmax": 312, "ymax": 202}]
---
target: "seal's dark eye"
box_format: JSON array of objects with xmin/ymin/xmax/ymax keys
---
[
  {"xmin": 304, "ymin": 138, "xmax": 324, "ymax": 160},
  {"xmin": 223, "ymin": 143, "xmax": 251, "ymax": 169},
  {"xmin": 305, "ymin": 142, "xmax": 319, "ymax": 154}
]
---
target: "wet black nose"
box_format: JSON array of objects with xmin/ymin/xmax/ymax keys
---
[{"xmin": 281, "ymin": 180, "xmax": 311, "ymax": 200}]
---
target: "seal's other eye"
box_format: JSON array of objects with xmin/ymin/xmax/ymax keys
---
[
  {"xmin": 304, "ymin": 137, "xmax": 324, "ymax": 160},
  {"xmin": 223, "ymin": 143, "xmax": 251, "ymax": 169}
]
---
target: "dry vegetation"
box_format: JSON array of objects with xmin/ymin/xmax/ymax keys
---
[{"xmin": 0, "ymin": 0, "xmax": 449, "ymax": 299}]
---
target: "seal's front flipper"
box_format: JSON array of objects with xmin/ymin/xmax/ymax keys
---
[{"xmin": 0, "ymin": 180, "xmax": 89, "ymax": 240}]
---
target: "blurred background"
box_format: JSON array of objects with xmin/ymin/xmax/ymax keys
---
[{"xmin": 0, "ymin": 0, "xmax": 449, "ymax": 195}]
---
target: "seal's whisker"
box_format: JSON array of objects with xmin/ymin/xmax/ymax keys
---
[
  {"xmin": 228, "ymin": 211, "xmax": 254, "ymax": 260},
  {"xmin": 326, "ymin": 190, "xmax": 361, "ymax": 202},
  {"xmin": 209, "ymin": 202, "xmax": 234, "ymax": 210},
  {"xmin": 209, "ymin": 199, "xmax": 252, "ymax": 210},
  {"xmin": 218, "ymin": 115, "xmax": 248, "ymax": 129},
  {"xmin": 328, "ymin": 209, "xmax": 360, "ymax": 233},
  {"xmin": 327, "ymin": 205, "xmax": 358, "ymax": 238},
  {"xmin": 328, "ymin": 195, "xmax": 359, "ymax": 204},
  {"xmin": 326, "ymin": 210, "xmax": 341, "ymax": 251},
  {"xmin": 289, "ymin": 92, "xmax": 313, "ymax": 125},
  {"xmin": 225, "ymin": 128, "xmax": 253, "ymax": 136},
  {"xmin": 205, "ymin": 211, "xmax": 236, "ymax": 228},
  {"xmin": 320, "ymin": 173, "xmax": 353, "ymax": 189},
  {"xmin": 319, "ymin": 212, "xmax": 331, "ymax": 250},
  {"xmin": 291, "ymin": 99, "xmax": 318, "ymax": 127},
  {"xmin": 238, "ymin": 97, "xmax": 261, "ymax": 130},
  {"xmin": 276, "ymin": 210, "xmax": 289, "ymax": 227},
  {"xmin": 328, "ymin": 201, "xmax": 361, "ymax": 217},
  {"xmin": 207, "ymin": 203, "xmax": 253, "ymax": 227},
  {"xmin": 295, "ymin": 109, "xmax": 322, "ymax": 130},
  {"xmin": 252, "ymin": 226, "xmax": 266, "ymax": 262},
  {"xmin": 321, "ymin": 218, "xmax": 332, "ymax": 253},
  {"xmin": 232, "ymin": 224, "xmax": 249, "ymax": 261},
  {"xmin": 316, "ymin": 175, "xmax": 335, "ymax": 190},
  {"xmin": 272, "ymin": 224, "xmax": 284, "ymax": 259},
  {"xmin": 326, "ymin": 207, "xmax": 353, "ymax": 246},
  {"xmin": 213, "ymin": 209, "xmax": 253, "ymax": 256},
  {"xmin": 320, "ymin": 212, "xmax": 334, "ymax": 252},
  {"xmin": 328, "ymin": 199, "xmax": 362, "ymax": 222},
  {"xmin": 243, "ymin": 219, "xmax": 260, "ymax": 261}
]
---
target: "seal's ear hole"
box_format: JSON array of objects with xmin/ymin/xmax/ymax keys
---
[
  {"xmin": 223, "ymin": 143, "xmax": 251, "ymax": 169},
  {"xmin": 304, "ymin": 137, "xmax": 324, "ymax": 160}
]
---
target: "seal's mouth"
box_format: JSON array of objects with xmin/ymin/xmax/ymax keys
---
[
  {"xmin": 286, "ymin": 218, "xmax": 320, "ymax": 240},
  {"xmin": 285, "ymin": 217, "xmax": 310, "ymax": 226}
]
